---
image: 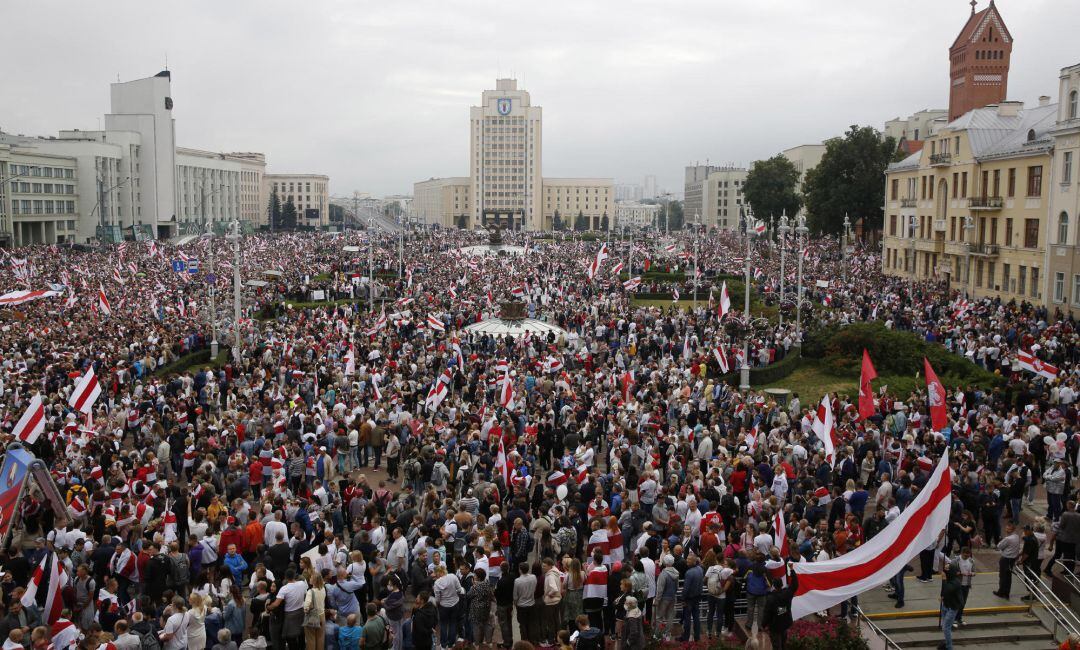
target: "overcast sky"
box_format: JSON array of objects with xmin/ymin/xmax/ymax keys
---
[{"xmin": 2, "ymin": 0, "xmax": 1078, "ymax": 198}]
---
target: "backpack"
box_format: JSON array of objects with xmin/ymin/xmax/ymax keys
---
[
  {"xmin": 706, "ymin": 569, "xmax": 724, "ymax": 597},
  {"xmin": 169, "ymin": 553, "xmax": 191, "ymax": 588},
  {"xmin": 746, "ymin": 570, "xmax": 768, "ymax": 596},
  {"xmin": 136, "ymin": 631, "xmax": 163, "ymax": 650}
]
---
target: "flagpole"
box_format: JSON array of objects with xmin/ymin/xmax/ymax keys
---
[
  {"xmin": 693, "ymin": 211, "xmax": 699, "ymax": 308},
  {"xmin": 795, "ymin": 215, "xmax": 808, "ymax": 347},
  {"xmin": 740, "ymin": 206, "xmax": 753, "ymax": 392},
  {"xmin": 778, "ymin": 211, "xmax": 789, "ymax": 328}
]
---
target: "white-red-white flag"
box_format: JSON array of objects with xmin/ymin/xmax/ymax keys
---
[
  {"xmin": 812, "ymin": 395, "xmax": 837, "ymax": 467},
  {"xmin": 13, "ymin": 393, "xmax": 46, "ymax": 444},
  {"xmin": 68, "ymin": 367, "xmax": 102, "ymax": 414},
  {"xmin": 713, "ymin": 346, "xmax": 730, "ymax": 374},
  {"xmin": 791, "ymin": 452, "xmax": 952, "ymax": 620},
  {"xmin": 719, "ymin": 281, "xmax": 731, "ymax": 319},
  {"xmin": 611, "ymin": 261, "xmax": 624, "ymax": 276},
  {"xmin": 426, "ymin": 314, "xmax": 446, "ymax": 332},
  {"xmin": 1017, "ymin": 350, "xmax": 1059, "ymax": 380},
  {"xmin": 344, "ymin": 345, "xmax": 356, "ymax": 376},
  {"xmin": 97, "ymin": 284, "xmax": 111, "ymax": 316},
  {"xmin": 773, "ymin": 510, "xmax": 788, "ymax": 557}
]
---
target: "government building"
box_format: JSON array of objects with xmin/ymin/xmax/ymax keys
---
[
  {"xmin": 413, "ymin": 79, "xmax": 612, "ymax": 231},
  {"xmin": 881, "ymin": 2, "xmax": 1080, "ymax": 314}
]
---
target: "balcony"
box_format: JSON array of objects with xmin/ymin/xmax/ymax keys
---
[
  {"xmin": 900, "ymin": 198, "xmax": 917, "ymax": 208},
  {"xmin": 933, "ymin": 218, "xmax": 946, "ymax": 232},
  {"xmin": 968, "ymin": 196, "xmax": 1003, "ymax": 210},
  {"xmin": 969, "ymin": 243, "xmax": 999, "ymax": 256},
  {"xmin": 929, "ymin": 153, "xmax": 952, "ymax": 166}
]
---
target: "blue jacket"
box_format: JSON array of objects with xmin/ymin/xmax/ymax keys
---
[
  {"xmin": 223, "ymin": 552, "xmax": 248, "ymax": 584},
  {"xmin": 682, "ymin": 565, "xmax": 704, "ymax": 601}
]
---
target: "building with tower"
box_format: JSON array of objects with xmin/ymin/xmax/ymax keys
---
[
  {"xmin": 949, "ymin": 0, "xmax": 1013, "ymax": 122},
  {"xmin": 414, "ymin": 79, "xmax": 611, "ymax": 231}
]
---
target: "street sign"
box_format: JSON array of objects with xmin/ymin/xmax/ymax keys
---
[
  {"xmin": 187, "ymin": 259, "xmax": 200, "ymax": 273},
  {"xmin": 171, "ymin": 260, "xmax": 187, "ymax": 273},
  {"xmin": 206, "ymin": 273, "xmax": 217, "ymax": 284}
]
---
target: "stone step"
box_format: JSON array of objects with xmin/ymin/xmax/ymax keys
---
[
  {"xmin": 889, "ymin": 626, "xmax": 1054, "ymax": 648},
  {"xmin": 874, "ymin": 611, "xmax": 1040, "ymax": 634}
]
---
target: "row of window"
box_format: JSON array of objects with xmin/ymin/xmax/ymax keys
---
[
  {"xmin": 11, "ymin": 199, "xmax": 76, "ymax": 215},
  {"xmin": 1052, "ymin": 272, "xmax": 1080, "ymax": 305},
  {"xmin": 9, "ymin": 182, "xmax": 76, "ymax": 195},
  {"xmin": 889, "ymin": 164, "xmax": 1047, "ymax": 202},
  {"xmin": 6, "ymin": 165, "xmax": 74, "ymax": 179},
  {"xmin": 885, "ymin": 248, "xmax": 1044, "ymax": 299},
  {"xmin": 888, "ymin": 213, "xmax": 1041, "ymax": 249}
]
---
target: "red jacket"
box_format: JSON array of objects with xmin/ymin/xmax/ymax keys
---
[{"xmin": 219, "ymin": 526, "xmax": 245, "ymax": 557}]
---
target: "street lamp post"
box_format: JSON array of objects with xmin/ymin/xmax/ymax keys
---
[
  {"xmin": 778, "ymin": 211, "xmax": 790, "ymax": 327},
  {"xmin": 963, "ymin": 215, "xmax": 975, "ymax": 297},
  {"xmin": 842, "ymin": 214, "xmax": 851, "ymax": 287},
  {"xmin": 368, "ymin": 211, "xmax": 375, "ymax": 313},
  {"xmin": 795, "ymin": 214, "xmax": 809, "ymax": 346},
  {"xmin": 231, "ymin": 219, "xmax": 243, "ymax": 363},
  {"xmin": 206, "ymin": 221, "xmax": 219, "ymax": 358},
  {"xmin": 740, "ymin": 206, "xmax": 754, "ymax": 391},
  {"xmin": 693, "ymin": 212, "xmax": 700, "ymax": 308}
]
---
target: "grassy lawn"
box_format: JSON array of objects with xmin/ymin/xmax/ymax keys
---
[{"xmin": 758, "ymin": 359, "xmax": 926, "ymax": 404}]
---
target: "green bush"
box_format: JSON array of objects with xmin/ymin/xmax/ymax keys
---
[
  {"xmin": 803, "ymin": 322, "xmax": 1002, "ymax": 389},
  {"xmin": 619, "ymin": 271, "xmax": 688, "ymax": 282},
  {"xmin": 154, "ymin": 349, "xmax": 229, "ymax": 377}
]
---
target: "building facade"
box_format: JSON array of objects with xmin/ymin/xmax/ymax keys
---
[
  {"xmin": 615, "ymin": 202, "xmax": 659, "ymax": 229},
  {"xmin": 881, "ymin": 101, "xmax": 1056, "ymax": 303},
  {"xmin": 542, "ymin": 178, "xmax": 614, "ymax": 230},
  {"xmin": 470, "ymin": 79, "xmax": 543, "ymax": 231},
  {"xmin": 175, "ymin": 148, "xmax": 246, "ymax": 233},
  {"xmin": 884, "ymin": 110, "xmax": 948, "ymax": 153},
  {"xmin": 949, "ymin": 1, "xmax": 1012, "ymax": 122},
  {"xmin": 694, "ymin": 167, "xmax": 747, "ymax": 230},
  {"xmin": 104, "ymin": 71, "xmax": 178, "ymax": 238},
  {"xmin": 1047, "ymin": 64, "xmax": 1080, "ymax": 317},
  {"xmin": 413, "ymin": 177, "xmax": 470, "ymax": 228},
  {"xmin": 0, "ymin": 145, "xmax": 80, "ymax": 246},
  {"xmin": 264, "ymin": 174, "xmax": 330, "ymax": 228}
]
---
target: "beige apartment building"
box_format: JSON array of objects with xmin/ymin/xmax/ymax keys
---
[
  {"xmin": 413, "ymin": 177, "xmax": 470, "ymax": 228},
  {"xmin": 882, "ymin": 100, "xmax": 1056, "ymax": 303},
  {"xmin": 264, "ymin": 174, "xmax": 330, "ymax": 228},
  {"xmin": 1048, "ymin": 63, "xmax": 1080, "ymax": 317},
  {"xmin": 542, "ymin": 178, "xmax": 613, "ymax": 231}
]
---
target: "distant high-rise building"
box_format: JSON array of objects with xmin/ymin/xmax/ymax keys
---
[
  {"xmin": 949, "ymin": 0, "xmax": 1013, "ymax": 122},
  {"xmin": 643, "ymin": 175, "xmax": 657, "ymax": 200},
  {"xmin": 471, "ymin": 79, "xmax": 543, "ymax": 231}
]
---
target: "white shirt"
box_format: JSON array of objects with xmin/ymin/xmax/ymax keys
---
[
  {"xmin": 265, "ymin": 520, "xmax": 289, "ymax": 547},
  {"xmin": 163, "ymin": 611, "xmax": 189, "ymax": 650},
  {"xmin": 277, "ymin": 579, "xmax": 309, "ymax": 612},
  {"xmin": 388, "ymin": 536, "xmax": 409, "ymax": 571}
]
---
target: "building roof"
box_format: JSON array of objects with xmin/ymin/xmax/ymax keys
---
[
  {"xmin": 950, "ymin": 1, "xmax": 1012, "ymax": 50},
  {"xmin": 947, "ymin": 102, "xmax": 1057, "ymax": 160}
]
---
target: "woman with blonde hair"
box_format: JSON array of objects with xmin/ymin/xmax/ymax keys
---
[
  {"xmin": 304, "ymin": 572, "xmax": 327, "ymax": 650},
  {"xmin": 187, "ymin": 591, "xmax": 209, "ymax": 650}
]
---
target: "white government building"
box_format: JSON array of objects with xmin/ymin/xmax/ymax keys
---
[
  {"xmin": 0, "ymin": 71, "xmax": 327, "ymax": 246},
  {"xmin": 414, "ymin": 79, "xmax": 613, "ymax": 231}
]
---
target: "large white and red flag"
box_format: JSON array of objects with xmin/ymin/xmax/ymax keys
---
[
  {"xmin": 499, "ymin": 374, "xmax": 515, "ymax": 409},
  {"xmin": 587, "ymin": 244, "xmax": 609, "ymax": 280},
  {"xmin": 23, "ymin": 552, "xmax": 67, "ymax": 625},
  {"xmin": 50, "ymin": 618, "xmax": 79, "ymax": 649},
  {"xmin": 811, "ymin": 395, "xmax": 837, "ymax": 467},
  {"xmin": 1017, "ymin": 350, "xmax": 1059, "ymax": 380},
  {"xmin": 97, "ymin": 283, "xmax": 112, "ymax": 316},
  {"xmin": 68, "ymin": 367, "xmax": 102, "ymax": 414},
  {"xmin": 773, "ymin": 509, "xmax": 788, "ymax": 557},
  {"xmin": 495, "ymin": 437, "xmax": 510, "ymax": 485},
  {"xmin": 13, "ymin": 393, "xmax": 45, "ymax": 444},
  {"xmin": 713, "ymin": 345, "xmax": 730, "ymax": 374},
  {"xmin": 718, "ymin": 281, "xmax": 732, "ymax": 319},
  {"xmin": 0, "ymin": 289, "xmax": 60, "ymax": 307},
  {"xmin": 791, "ymin": 451, "xmax": 952, "ymax": 620},
  {"xmin": 425, "ymin": 381, "xmax": 448, "ymax": 412}
]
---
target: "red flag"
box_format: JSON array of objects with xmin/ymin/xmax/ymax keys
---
[
  {"xmin": 858, "ymin": 350, "xmax": 878, "ymax": 421},
  {"xmin": 923, "ymin": 358, "xmax": 948, "ymax": 432}
]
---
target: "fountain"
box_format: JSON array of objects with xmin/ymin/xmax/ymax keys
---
[{"xmin": 458, "ymin": 226, "xmax": 527, "ymax": 257}]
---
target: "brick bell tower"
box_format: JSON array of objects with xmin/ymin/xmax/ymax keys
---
[{"xmin": 949, "ymin": 0, "xmax": 1013, "ymax": 122}]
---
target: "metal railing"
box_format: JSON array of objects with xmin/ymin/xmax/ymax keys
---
[
  {"xmin": 853, "ymin": 606, "xmax": 902, "ymax": 650},
  {"xmin": 968, "ymin": 196, "xmax": 1004, "ymax": 209},
  {"xmin": 1013, "ymin": 567, "xmax": 1080, "ymax": 640},
  {"xmin": 900, "ymin": 198, "xmax": 917, "ymax": 208},
  {"xmin": 1054, "ymin": 561, "xmax": 1080, "ymax": 595},
  {"xmin": 930, "ymin": 153, "xmax": 952, "ymax": 165}
]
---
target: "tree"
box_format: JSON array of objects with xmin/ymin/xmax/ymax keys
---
[
  {"xmin": 574, "ymin": 211, "xmax": 587, "ymax": 232},
  {"xmin": 553, "ymin": 210, "xmax": 563, "ymax": 231},
  {"xmin": 743, "ymin": 155, "xmax": 803, "ymax": 223},
  {"xmin": 803, "ymin": 125, "xmax": 898, "ymax": 235},
  {"xmin": 268, "ymin": 190, "xmax": 282, "ymax": 230},
  {"xmin": 281, "ymin": 196, "xmax": 298, "ymax": 231},
  {"xmin": 329, "ymin": 204, "xmax": 344, "ymax": 224},
  {"xmin": 667, "ymin": 200, "xmax": 685, "ymax": 230},
  {"xmin": 600, "ymin": 214, "xmax": 609, "ymax": 232}
]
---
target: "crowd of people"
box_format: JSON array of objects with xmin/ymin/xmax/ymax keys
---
[{"xmin": 0, "ymin": 225, "xmax": 1075, "ymax": 650}]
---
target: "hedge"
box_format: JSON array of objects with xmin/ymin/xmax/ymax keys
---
[
  {"xmin": 619, "ymin": 271, "xmax": 687, "ymax": 282},
  {"xmin": 154, "ymin": 349, "xmax": 229, "ymax": 377},
  {"xmin": 802, "ymin": 322, "xmax": 1003, "ymax": 390},
  {"xmin": 716, "ymin": 348, "xmax": 803, "ymax": 385}
]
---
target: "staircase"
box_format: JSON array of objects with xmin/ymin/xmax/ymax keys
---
[
  {"xmin": 857, "ymin": 570, "xmax": 1061, "ymax": 649},
  {"xmin": 872, "ymin": 611, "xmax": 1055, "ymax": 648}
]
